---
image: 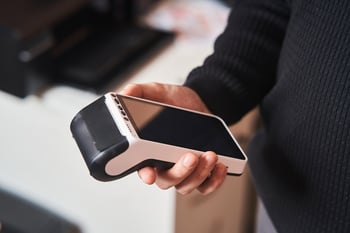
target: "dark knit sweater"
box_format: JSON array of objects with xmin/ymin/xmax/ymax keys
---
[{"xmin": 185, "ymin": 0, "xmax": 350, "ymax": 232}]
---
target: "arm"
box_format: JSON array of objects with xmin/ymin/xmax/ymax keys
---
[
  {"xmin": 120, "ymin": 0, "xmax": 290, "ymax": 195},
  {"xmin": 185, "ymin": 0, "xmax": 290, "ymax": 124}
]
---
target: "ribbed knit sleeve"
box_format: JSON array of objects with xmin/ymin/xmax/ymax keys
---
[
  {"xmin": 184, "ymin": 0, "xmax": 350, "ymax": 232},
  {"xmin": 184, "ymin": 0, "xmax": 289, "ymax": 124}
]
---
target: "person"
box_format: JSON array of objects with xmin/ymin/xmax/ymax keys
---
[{"xmin": 121, "ymin": 0, "xmax": 350, "ymax": 232}]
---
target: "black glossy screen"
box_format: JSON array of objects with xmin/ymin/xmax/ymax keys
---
[{"xmin": 118, "ymin": 95, "xmax": 245, "ymax": 160}]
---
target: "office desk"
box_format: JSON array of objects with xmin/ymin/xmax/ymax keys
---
[{"xmin": 0, "ymin": 39, "xmax": 215, "ymax": 233}]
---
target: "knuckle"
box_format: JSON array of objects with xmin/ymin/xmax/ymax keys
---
[
  {"xmin": 157, "ymin": 183, "xmax": 172, "ymax": 190},
  {"xmin": 198, "ymin": 187, "xmax": 213, "ymax": 195},
  {"xmin": 150, "ymin": 82, "xmax": 165, "ymax": 92},
  {"xmin": 197, "ymin": 182, "xmax": 216, "ymax": 195},
  {"xmin": 176, "ymin": 186, "xmax": 193, "ymax": 195},
  {"xmin": 197, "ymin": 169, "xmax": 211, "ymax": 181},
  {"xmin": 172, "ymin": 169, "xmax": 188, "ymax": 180}
]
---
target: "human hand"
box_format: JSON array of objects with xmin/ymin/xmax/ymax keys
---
[
  {"xmin": 120, "ymin": 83, "xmax": 227, "ymax": 195},
  {"xmin": 121, "ymin": 82, "xmax": 210, "ymax": 114}
]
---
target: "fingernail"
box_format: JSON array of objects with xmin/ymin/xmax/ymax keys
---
[
  {"xmin": 203, "ymin": 152, "xmax": 218, "ymax": 167},
  {"xmin": 183, "ymin": 154, "xmax": 196, "ymax": 168}
]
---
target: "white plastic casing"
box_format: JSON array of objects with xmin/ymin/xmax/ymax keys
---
[{"xmin": 103, "ymin": 93, "xmax": 247, "ymax": 177}]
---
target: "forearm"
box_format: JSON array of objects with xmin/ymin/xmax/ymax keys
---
[{"xmin": 185, "ymin": 0, "xmax": 290, "ymax": 124}]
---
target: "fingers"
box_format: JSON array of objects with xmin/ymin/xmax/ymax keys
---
[
  {"xmin": 137, "ymin": 153, "xmax": 198, "ymax": 186},
  {"xmin": 155, "ymin": 153, "xmax": 199, "ymax": 190},
  {"xmin": 156, "ymin": 151, "xmax": 226, "ymax": 195},
  {"xmin": 137, "ymin": 152, "xmax": 227, "ymax": 195},
  {"xmin": 120, "ymin": 83, "xmax": 144, "ymax": 97},
  {"xmin": 173, "ymin": 151, "xmax": 219, "ymax": 195},
  {"xmin": 138, "ymin": 166, "xmax": 157, "ymax": 185},
  {"xmin": 121, "ymin": 83, "xmax": 224, "ymax": 194},
  {"xmin": 197, "ymin": 162, "xmax": 227, "ymax": 195},
  {"xmin": 120, "ymin": 83, "xmax": 211, "ymax": 113},
  {"xmin": 120, "ymin": 83, "xmax": 168, "ymax": 103}
]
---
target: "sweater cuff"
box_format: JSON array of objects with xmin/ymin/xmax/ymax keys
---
[{"xmin": 184, "ymin": 68, "xmax": 250, "ymax": 125}]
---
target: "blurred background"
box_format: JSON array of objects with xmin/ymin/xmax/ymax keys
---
[{"xmin": 0, "ymin": 0, "xmax": 258, "ymax": 232}]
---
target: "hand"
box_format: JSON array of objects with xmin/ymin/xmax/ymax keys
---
[
  {"xmin": 120, "ymin": 82, "xmax": 227, "ymax": 195},
  {"xmin": 121, "ymin": 82, "xmax": 210, "ymax": 114}
]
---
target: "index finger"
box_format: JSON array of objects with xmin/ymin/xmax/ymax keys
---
[
  {"xmin": 120, "ymin": 83, "xmax": 144, "ymax": 97},
  {"xmin": 120, "ymin": 83, "xmax": 172, "ymax": 103}
]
